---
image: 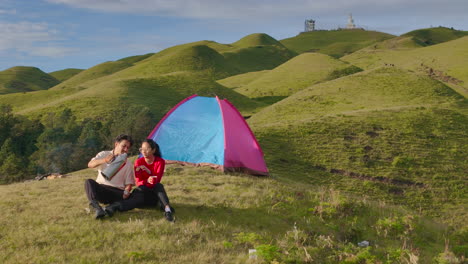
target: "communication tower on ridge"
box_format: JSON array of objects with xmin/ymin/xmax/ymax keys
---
[{"xmin": 304, "ymin": 19, "xmax": 315, "ymax": 32}]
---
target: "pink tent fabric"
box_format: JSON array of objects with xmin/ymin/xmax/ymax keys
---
[{"xmin": 218, "ymin": 98, "xmax": 269, "ymax": 176}]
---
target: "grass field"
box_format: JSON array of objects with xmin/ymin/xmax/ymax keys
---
[{"xmin": 0, "ymin": 163, "xmax": 462, "ymax": 263}]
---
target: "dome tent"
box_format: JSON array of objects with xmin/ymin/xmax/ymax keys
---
[{"xmin": 147, "ymin": 95, "xmax": 269, "ymax": 176}]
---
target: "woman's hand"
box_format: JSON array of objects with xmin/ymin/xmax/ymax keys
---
[
  {"xmin": 123, "ymin": 189, "xmax": 131, "ymax": 199},
  {"xmin": 147, "ymin": 176, "xmax": 157, "ymax": 184}
]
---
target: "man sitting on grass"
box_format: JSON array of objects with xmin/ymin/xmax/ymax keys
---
[{"xmin": 84, "ymin": 134, "xmax": 135, "ymax": 219}]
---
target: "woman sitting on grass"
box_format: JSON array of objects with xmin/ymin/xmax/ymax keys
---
[{"xmin": 105, "ymin": 139, "xmax": 174, "ymax": 222}]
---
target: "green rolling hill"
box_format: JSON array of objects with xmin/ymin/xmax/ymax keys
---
[
  {"xmin": 116, "ymin": 53, "xmax": 154, "ymax": 64},
  {"xmin": 345, "ymin": 27, "xmax": 468, "ymax": 63},
  {"xmin": 0, "ymin": 66, "xmax": 59, "ymax": 95},
  {"xmin": 217, "ymin": 70, "xmax": 270, "ymax": 90},
  {"xmin": 49, "ymin": 68, "xmax": 84, "ymax": 82},
  {"xmin": 51, "ymin": 54, "xmax": 155, "ymax": 90},
  {"xmin": 220, "ymin": 53, "xmax": 362, "ymax": 99},
  {"xmin": 250, "ymin": 67, "xmax": 462, "ymax": 123},
  {"xmin": 108, "ymin": 33, "xmax": 295, "ymax": 81},
  {"xmin": 0, "ymin": 72, "xmax": 262, "ymax": 121},
  {"xmin": 402, "ymin": 26, "xmax": 468, "ymax": 46},
  {"xmin": 355, "ymin": 36, "xmax": 427, "ymax": 52},
  {"xmin": 342, "ymin": 36, "xmax": 468, "ymax": 97},
  {"xmin": 52, "ymin": 60, "xmax": 136, "ymax": 90},
  {"xmin": 280, "ymin": 30, "xmax": 395, "ymax": 57},
  {"xmin": 0, "ymin": 34, "xmax": 295, "ymax": 119},
  {"xmin": 109, "ymin": 44, "xmax": 240, "ymax": 80}
]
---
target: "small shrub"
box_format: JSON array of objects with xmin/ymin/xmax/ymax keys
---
[
  {"xmin": 256, "ymin": 244, "xmax": 281, "ymax": 262},
  {"xmin": 344, "ymin": 247, "xmax": 377, "ymax": 264},
  {"xmin": 126, "ymin": 251, "xmax": 147, "ymax": 262},
  {"xmin": 391, "ymin": 156, "xmax": 415, "ymax": 168},
  {"xmin": 375, "ymin": 215, "xmax": 415, "ymax": 238},
  {"xmin": 433, "ymin": 251, "xmax": 461, "ymax": 264},
  {"xmin": 223, "ymin": 241, "xmax": 233, "ymax": 248},
  {"xmin": 312, "ymin": 193, "xmax": 365, "ymax": 219},
  {"xmin": 234, "ymin": 232, "xmax": 264, "ymax": 247}
]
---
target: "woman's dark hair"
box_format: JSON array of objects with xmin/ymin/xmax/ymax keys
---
[
  {"xmin": 115, "ymin": 134, "xmax": 133, "ymax": 147},
  {"xmin": 143, "ymin": 138, "xmax": 161, "ymax": 158}
]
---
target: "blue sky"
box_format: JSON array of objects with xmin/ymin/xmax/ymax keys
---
[{"xmin": 1, "ymin": 0, "xmax": 467, "ymax": 73}]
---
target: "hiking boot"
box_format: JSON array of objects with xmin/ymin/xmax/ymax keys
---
[
  {"xmin": 104, "ymin": 202, "xmax": 121, "ymax": 217},
  {"xmin": 164, "ymin": 211, "xmax": 174, "ymax": 222},
  {"xmin": 89, "ymin": 200, "xmax": 106, "ymax": 219}
]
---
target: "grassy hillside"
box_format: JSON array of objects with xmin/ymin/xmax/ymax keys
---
[
  {"xmin": 0, "ymin": 164, "xmax": 462, "ymax": 263},
  {"xmin": 249, "ymin": 67, "xmax": 467, "ymax": 228},
  {"xmin": 223, "ymin": 33, "xmax": 297, "ymax": 73},
  {"xmin": 250, "ymin": 67, "xmax": 462, "ymax": 123},
  {"xmin": 114, "ymin": 34, "xmax": 295, "ymax": 80},
  {"xmin": 112, "ymin": 44, "xmax": 240, "ymax": 80},
  {"xmin": 231, "ymin": 33, "xmax": 282, "ymax": 47},
  {"xmin": 0, "ymin": 34, "xmax": 296, "ymax": 119},
  {"xmin": 280, "ymin": 30, "xmax": 394, "ymax": 57},
  {"xmin": 117, "ymin": 53, "xmax": 154, "ymax": 64},
  {"xmin": 0, "ymin": 66, "xmax": 59, "ymax": 94},
  {"xmin": 121, "ymin": 73, "xmax": 264, "ymax": 117},
  {"xmin": 52, "ymin": 54, "xmax": 156, "ymax": 90},
  {"xmin": 49, "ymin": 68, "xmax": 84, "ymax": 82},
  {"xmin": 227, "ymin": 53, "xmax": 362, "ymax": 99},
  {"xmin": 342, "ymin": 36, "xmax": 468, "ymax": 97},
  {"xmin": 0, "ymin": 71, "xmax": 263, "ymax": 120},
  {"xmin": 358, "ymin": 36, "xmax": 427, "ymax": 52},
  {"xmin": 52, "ymin": 60, "xmax": 135, "ymax": 90},
  {"xmin": 402, "ymin": 27, "xmax": 468, "ymax": 46},
  {"xmin": 217, "ymin": 70, "xmax": 270, "ymax": 89}
]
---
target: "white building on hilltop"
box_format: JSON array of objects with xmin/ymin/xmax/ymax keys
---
[{"xmin": 346, "ymin": 13, "xmax": 356, "ymax": 29}]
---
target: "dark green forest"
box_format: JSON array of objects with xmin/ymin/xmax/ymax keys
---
[{"xmin": 0, "ymin": 105, "xmax": 155, "ymax": 184}]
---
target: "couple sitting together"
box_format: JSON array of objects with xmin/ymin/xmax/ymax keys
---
[{"xmin": 84, "ymin": 134, "xmax": 174, "ymax": 222}]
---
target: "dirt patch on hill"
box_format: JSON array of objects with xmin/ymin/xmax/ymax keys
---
[{"xmin": 420, "ymin": 64, "xmax": 463, "ymax": 85}]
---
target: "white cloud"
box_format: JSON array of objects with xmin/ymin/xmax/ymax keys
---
[
  {"xmin": 28, "ymin": 46, "xmax": 78, "ymax": 57},
  {"xmin": 44, "ymin": 0, "xmax": 468, "ymax": 20},
  {"xmin": 0, "ymin": 8, "xmax": 16, "ymax": 15},
  {"xmin": 0, "ymin": 21, "xmax": 75, "ymax": 57}
]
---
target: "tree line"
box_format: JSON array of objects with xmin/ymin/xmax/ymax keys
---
[{"xmin": 0, "ymin": 104, "xmax": 156, "ymax": 184}]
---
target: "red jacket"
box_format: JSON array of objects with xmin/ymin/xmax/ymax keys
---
[{"xmin": 134, "ymin": 156, "xmax": 165, "ymax": 188}]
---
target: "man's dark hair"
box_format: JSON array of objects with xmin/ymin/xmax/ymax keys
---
[
  {"xmin": 115, "ymin": 134, "xmax": 133, "ymax": 147},
  {"xmin": 143, "ymin": 138, "xmax": 161, "ymax": 158}
]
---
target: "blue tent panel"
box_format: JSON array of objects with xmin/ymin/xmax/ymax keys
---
[{"xmin": 150, "ymin": 96, "xmax": 225, "ymax": 165}]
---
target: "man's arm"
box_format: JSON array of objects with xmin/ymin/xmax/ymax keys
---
[{"xmin": 88, "ymin": 153, "xmax": 114, "ymax": 168}]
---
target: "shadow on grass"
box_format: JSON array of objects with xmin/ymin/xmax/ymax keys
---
[{"xmin": 253, "ymin": 96, "xmax": 287, "ymax": 105}]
